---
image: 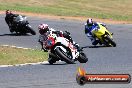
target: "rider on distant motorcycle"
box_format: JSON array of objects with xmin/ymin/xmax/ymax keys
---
[
  {"xmin": 5, "ymin": 10, "xmax": 19, "ymax": 32},
  {"xmin": 38, "ymin": 24, "xmax": 80, "ymax": 51},
  {"xmin": 85, "ymin": 18, "xmax": 107, "ymax": 45}
]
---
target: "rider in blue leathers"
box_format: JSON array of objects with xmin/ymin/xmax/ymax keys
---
[{"xmin": 85, "ymin": 18, "xmax": 107, "ymax": 45}]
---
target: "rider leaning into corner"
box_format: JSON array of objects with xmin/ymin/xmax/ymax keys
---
[
  {"xmin": 85, "ymin": 18, "xmax": 108, "ymax": 45},
  {"xmin": 5, "ymin": 10, "xmax": 19, "ymax": 33},
  {"xmin": 38, "ymin": 24, "xmax": 81, "ymax": 52}
]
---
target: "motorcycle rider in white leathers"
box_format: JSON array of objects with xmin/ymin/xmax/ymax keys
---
[{"xmin": 38, "ymin": 24, "xmax": 80, "ymax": 51}]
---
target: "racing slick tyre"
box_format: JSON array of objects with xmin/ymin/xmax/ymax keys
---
[
  {"xmin": 48, "ymin": 53, "xmax": 58, "ymax": 64},
  {"xmin": 27, "ymin": 25, "xmax": 36, "ymax": 35},
  {"xmin": 77, "ymin": 52, "xmax": 88, "ymax": 63},
  {"xmin": 104, "ymin": 35, "xmax": 116, "ymax": 47},
  {"xmin": 48, "ymin": 58, "xmax": 56, "ymax": 64},
  {"xmin": 55, "ymin": 47, "xmax": 74, "ymax": 64}
]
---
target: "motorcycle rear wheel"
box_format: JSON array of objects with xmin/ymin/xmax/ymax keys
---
[
  {"xmin": 48, "ymin": 57, "xmax": 56, "ymax": 64},
  {"xmin": 48, "ymin": 53, "xmax": 59, "ymax": 64}
]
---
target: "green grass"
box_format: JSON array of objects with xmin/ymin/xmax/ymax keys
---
[
  {"xmin": 0, "ymin": 46, "xmax": 48, "ymax": 65},
  {"xmin": 0, "ymin": 0, "xmax": 132, "ymax": 21}
]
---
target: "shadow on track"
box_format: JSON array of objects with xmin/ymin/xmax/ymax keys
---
[
  {"xmin": 41, "ymin": 63, "xmax": 70, "ymax": 65},
  {"xmin": 0, "ymin": 33, "xmax": 32, "ymax": 36},
  {"xmin": 82, "ymin": 45, "xmax": 109, "ymax": 49}
]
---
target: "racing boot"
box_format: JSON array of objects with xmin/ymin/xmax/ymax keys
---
[
  {"xmin": 97, "ymin": 40, "xmax": 102, "ymax": 45},
  {"xmin": 9, "ymin": 26, "xmax": 14, "ymax": 33},
  {"xmin": 91, "ymin": 35, "xmax": 101, "ymax": 45},
  {"xmin": 10, "ymin": 29, "xmax": 14, "ymax": 33},
  {"xmin": 92, "ymin": 40, "xmax": 97, "ymax": 45}
]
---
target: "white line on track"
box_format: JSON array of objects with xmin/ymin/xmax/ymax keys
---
[
  {"xmin": 1, "ymin": 45, "xmax": 35, "ymax": 50},
  {"xmin": 0, "ymin": 44, "xmax": 48, "ymax": 68},
  {"xmin": 0, "ymin": 61, "xmax": 49, "ymax": 68}
]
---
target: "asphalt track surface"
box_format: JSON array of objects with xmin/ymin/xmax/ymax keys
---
[{"xmin": 0, "ymin": 14, "xmax": 132, "ymax": 88}]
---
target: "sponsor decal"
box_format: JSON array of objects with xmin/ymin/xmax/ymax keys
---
[{"xmin": 76, "ymin": 67, "xmax": 131, "ymax": 85}]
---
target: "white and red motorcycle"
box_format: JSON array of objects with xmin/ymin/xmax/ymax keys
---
[{"xmin": 44, "ymin": 32, "xmax": 88, "ymax": 64}]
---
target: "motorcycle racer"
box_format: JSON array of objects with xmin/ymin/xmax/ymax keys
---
[
  {"xmin": 85, "ymin": 18, "xmax": 107, "ymax": 45},
  {"xmin": 5, "ymin": 10, "xmax": 19, "ymax": 32},
  {"xmin": 38, "ymin": 24, "xmax": 80, "ymax": 51}
]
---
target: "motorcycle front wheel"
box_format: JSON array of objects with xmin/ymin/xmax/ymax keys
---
[
  {"xmin": 103, "ymin": 35, "xmax": 116, "ymax": 47},
  {"xmin": 55, "ymin": 47, "xmax": 75, "ymax": 64},
  {"xmin": 26, "ymin": 24, "xmax": 36, "ymax": 35},
  {"xmin": 77, "ymin": 52, "xmax": 88, "ymax": 63}
]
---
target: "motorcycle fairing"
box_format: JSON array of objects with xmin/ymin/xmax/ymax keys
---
[
  {"xmin": 91, "ymin": 24, "xmax": 113, "ymax": 42},
  {"xmin": 54, "ymin": 37, "xmax": 79, "ymax": 60}
]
